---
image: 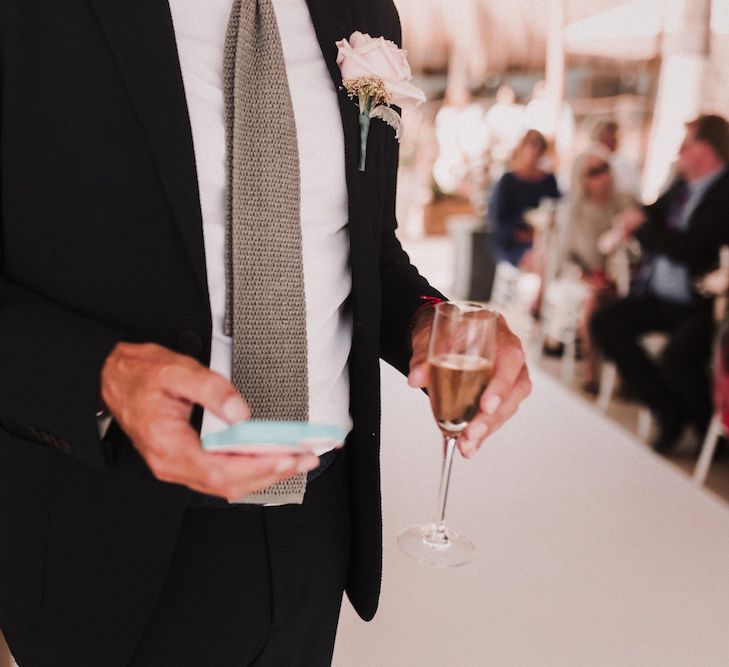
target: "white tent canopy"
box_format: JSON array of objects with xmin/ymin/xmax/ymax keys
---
[
  {"xmin": 564, "ymin": 0, "xmax": 666, "ymax": 59},
  {"xmin": 394, "ymin": 0, "xmax": 669, "ymax": 74}
]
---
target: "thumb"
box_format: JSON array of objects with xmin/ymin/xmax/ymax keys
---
[
  {"xmin": 408, "ymin": 363, "xmax": 428, "ymax": 389},
  {"xmin": 408, "ymin": 361, "xmax": 429, "ymax": 389},
  {"xmin": 166, "ymin": 365, "xmax": 251, "ymax": 425}
]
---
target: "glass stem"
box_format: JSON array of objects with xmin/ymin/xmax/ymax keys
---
[{"xmin": 431, "ymin": 435, "xmax": 458, "ymax": 544}]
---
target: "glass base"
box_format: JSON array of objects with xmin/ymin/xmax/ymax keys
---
[{"xmin": 397, "ymin": 524, "xmax": 475, "ymax": 567}]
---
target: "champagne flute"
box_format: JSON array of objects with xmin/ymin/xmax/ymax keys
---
[{"xmin": 398, "ymin": 301, "xmax": 497, "ymax": 567}]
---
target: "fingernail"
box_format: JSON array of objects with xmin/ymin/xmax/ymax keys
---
[
  {"xmin": 298, "ymin": 457, "xmax": 319, "ymax": 473},
  {"xmin": 461, "ymin": 443, "xmax": 476, "ymax": 459},
  {"xmin": 486, "ymin": 396, "xmax": 502, "ymax": 416},
  {"xmin": 222, "ymin": 396, "xmax": 247, "ymax": 423},
  {"xmin": 470, "ymin": 423, "xmax": 488, "ymax": 441},
  {"xmin": 275, "ymin": 458, "xmax": 297, "ymax": 474}
]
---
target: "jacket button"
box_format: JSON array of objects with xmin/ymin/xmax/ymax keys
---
[{"xmin": 179, "ymin": 330, "xmax": 203, "ymax": 357}]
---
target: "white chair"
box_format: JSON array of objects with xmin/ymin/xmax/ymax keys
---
[
  {"xmin": 692, "ymin": 246, "xmax": 729, "ymax": 485},
  {"xmin": 488, "ymin": 261, "xmax": 541, "ymax": 346},
  {"xmin": 538, "ymin": 275, "xmax": 589, "ymax": 384},
  {"xmin": 529, "ymin": 199, "xmax": 585, "ymax": 380},
  {"xmin": 597, "ymin": 331, "xmax": 666, "ymax": 440},
  {"xmin": 693, "ymin": 414, "xmax": 724, "ymax": 486},
  {"xmin": 596, "ymin": 243, "xmax": 658, "ymax": 439},
  {"xmin": 489, "ymin": 261, "xmax": 522, "ymax": 311}
]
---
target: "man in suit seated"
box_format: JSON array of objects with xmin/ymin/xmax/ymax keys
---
[{"xmin": 591, "ymin": 115, "xmax": 729, "ymax": 453}]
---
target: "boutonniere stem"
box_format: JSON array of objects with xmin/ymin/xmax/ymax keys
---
[{"xmin": 358, "ymin": 95, "xmax": 372, "ymax": 172}]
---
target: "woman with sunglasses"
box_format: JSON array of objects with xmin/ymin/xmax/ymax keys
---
[{"xmin": 566, "ymin": 151, "xmax": 635, "ymax": 393}]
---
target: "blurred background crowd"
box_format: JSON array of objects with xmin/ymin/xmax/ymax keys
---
[{"xmin": 390, "ymin": 0, "xmax": 729, "ymax": 491}]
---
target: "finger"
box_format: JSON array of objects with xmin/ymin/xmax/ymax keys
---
[
  {"xmin": 479, "ymin": 316, "xmax": 526, "ymax": 417},
  {"xmin": 193, "ymin": 452, "xmax": 320, "ymax": 500},
  {"xmin": 407, "ymin": 362, "xmax": 429, "ymax": 389},
  {"xmin": 480, "ymin": 367, "xmax": 533, "ymax": 438},
  {"xmin": 152, "ymin": 430, "xmax": 320, "ymax": 498},
  {"xmin": 458, "ymin": 413, "xmax": 489, "ymax": 458},
  {"xmin": 161, "ymin": 364, "xmax": 250, "ymax": 424},
  {"xmin": 408, "ymin": 329, "xmax": 431, "ymax": 388},
  {"xmin": 462, "ymin": 367, "xmax": 533, "ymax": 458}
]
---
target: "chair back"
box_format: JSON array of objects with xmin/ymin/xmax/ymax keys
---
[{"xmin": 489, "ymin": 261, "xmax": 523, "ymax": 312}]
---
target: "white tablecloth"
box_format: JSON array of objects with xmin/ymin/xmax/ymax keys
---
[{"xmin": 333, "ymin": 363, "xmax": 729, "ymax": 666}]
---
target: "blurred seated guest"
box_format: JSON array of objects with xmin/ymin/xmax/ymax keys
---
[
  {"xmin": 589, "ymin": 118, "xmax": 641, "ymax": 198},
  {"xmin": 567, "ymin": 151, "xmax": 635, "ymax": 392},
  {"xmin": 488, "ymin": 129, "xmax": 561, "ymax": 268},
  {"xmin": 591, "ymin": 115, "xmax": 729, "ymax": 452}
]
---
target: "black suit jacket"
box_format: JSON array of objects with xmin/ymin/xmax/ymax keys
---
[
  {"xmin": 0, "ymin": 0, "xmax": 442, "ymax": 662},
  {"xmin": 635, "ymin": 168, "xmax": 729, "ymax": 295}
]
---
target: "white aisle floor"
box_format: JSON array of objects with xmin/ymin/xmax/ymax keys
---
[{"xmin": 332, "ymin": 363, "xmax": 729, "ymax": 666}]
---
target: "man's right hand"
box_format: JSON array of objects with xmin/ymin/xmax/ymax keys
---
[{"xmin": 100, "ymin": 342, "xmax": 318, "ymax": 500}]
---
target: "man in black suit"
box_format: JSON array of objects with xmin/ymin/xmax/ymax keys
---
[
  {"xmin": 591, "ymin": 115, "xmax": 729, "ymax": 453},
  {"xmin": 0, "ymin": 1, "xmax": 530, "ymax": 664}
]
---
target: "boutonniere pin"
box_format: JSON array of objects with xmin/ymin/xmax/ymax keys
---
[{"xmin": 336, "ymin": 32, "xmax": 426, "ymax": 172}]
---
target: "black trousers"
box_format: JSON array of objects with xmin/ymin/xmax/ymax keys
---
[
  {"xmin": 591, "ymin": 296, "xmax": 714, "ymax": 432},
  {"xmin": 128, "ymin": 452, "xmax": 351, "ymax": 666}
]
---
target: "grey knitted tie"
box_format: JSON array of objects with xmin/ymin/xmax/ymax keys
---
[{"xmin": 223, "ymin": 0, "xmax": 309, "ymax": 504}]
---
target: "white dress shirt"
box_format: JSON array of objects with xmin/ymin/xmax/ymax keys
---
[{"xmin": 168, "ymin": 0, "xmax": 353, "ymax": 439}]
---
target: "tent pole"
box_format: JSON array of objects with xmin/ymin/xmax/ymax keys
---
[{"xmin": 642, "ymin": 0, "xmax": 712, "ymax": 202}]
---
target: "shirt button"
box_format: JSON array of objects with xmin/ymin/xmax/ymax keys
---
[{"xmin": 179, "ymin": 331, "xmax": 203, "ymax": 357}]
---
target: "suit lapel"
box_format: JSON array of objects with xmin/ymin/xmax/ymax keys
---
[
  {"xmin": 688, "ymin": 169, "xmax": 729, "ymax": 229},
  {"xmin": 304, "ymin": 0, "xmax": 377, "ymax": 262},
  {"xmin": 87, "ymin": 0, "xmax": 209, "ymax": 298},
  {"xmin": 304, "ymin": 0, "xmax": 360, "ymax": 183},
  {"xmin": 304, "ymin": 0, "xmax": 351, "ymax": 93}
]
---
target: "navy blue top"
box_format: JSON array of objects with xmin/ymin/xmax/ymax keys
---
[{"xmin": 488, "ymin": 171, "xmax": 561, "ymax": 266}]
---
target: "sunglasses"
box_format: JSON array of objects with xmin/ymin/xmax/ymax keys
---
[{"xmin": 586, "ymin": 163, "xmax": 610, "ymax": 178}]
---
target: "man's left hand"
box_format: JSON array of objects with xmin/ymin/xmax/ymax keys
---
[{"xmin": 408, "ymin": 311, "xmax": 532, "ymax": 459}]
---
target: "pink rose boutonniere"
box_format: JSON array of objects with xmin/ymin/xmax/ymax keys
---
[{"xmin": 336, "ymin": 32, "xmax": 426, "ymax": 172}]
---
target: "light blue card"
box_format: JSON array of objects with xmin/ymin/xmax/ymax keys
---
[{"xmin": 202, "ymin": 420, "xmax": 348, "ymax": 456}]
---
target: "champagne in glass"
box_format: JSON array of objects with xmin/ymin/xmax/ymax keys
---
[
  {"xmin": 398, "ymin": 302, "xmax": 497, "ymax": 567},
  {"xmin": 429, "ymin": 354, "xmax": 494, "ymax": 434}
]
